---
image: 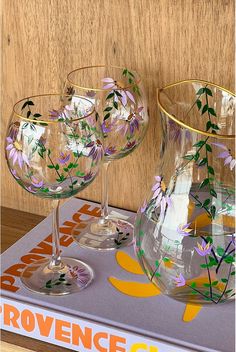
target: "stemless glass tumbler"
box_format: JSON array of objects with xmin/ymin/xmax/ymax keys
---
[
  {"xmin": 135, "ymin": 80, "xmax": 235, "ymax": 304},
  {"xmin": 65, "ymin": 65, "xmax": 149, "ymax": 250},
  {"xmin": 5, "ymin": 94, "xmax": 103, "ymax": 295}
]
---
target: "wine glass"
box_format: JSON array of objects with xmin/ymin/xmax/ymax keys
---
[
  {"xmin": 64, "ymin": 65, "xmax": 149, "ymax": 250},
  {"xmin": 5, "ymin": 93, "xmax": 103, "ymax": 295}
]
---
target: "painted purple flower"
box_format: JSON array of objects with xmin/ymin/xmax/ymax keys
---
[
  {"xmin": 152, "ymin": 176, "xmax": 171, "ymax": 217},
  {"xmin": 86, "ymin": 139, "xmax": 103, "ymax": 162},
  {"xmin": 83, "ymin": 171, "xmax": 94, "ymax": 182},
  {"xmin": 102, "ymin": 78, "xmax": 135, "ymax": 106},
  {"xmin": 86, "ymin": 90, "xmax": 96, "ymax": 98},
  {"xmin": 31, "ymin": 176, "xmax": 44, "ymax": 188},
  {"xmin": 116, "ymin": 107, "xmax": 143, "ymax": 136},
  {"xmin": 212, "ymin": 142, "xmax": 235, "ymax": 170},
  {"xmin": 6, "ymin": 137, "xmax": 30, "ymax": 169},
  {"xmin": 9, "ymin": 122, "xmax": 20, "ymax": 140},
  {"xmin": 58, "ymin": 152, "xmax": 70, "ymax": 164},
  {"xmin": 139, "ymin": 199, "xmax": 147, "ymax": 213},
  {"xmin": 67, "ymin": 265, "xmax": 90, "ymax": 285},
  {"xmin": 177, "ymin": 223, "xmax": 193, "ymax": 236},
  {"xmin": 169, "ymin": 120, "xmax": 191, "ymax": 143},
  {"xmin": 194, "ymin": 239, "xmax": 212, "ymax": 256},
  {"xmin": 123, "ymin": 140, "xmax": 136, "ymax": 151},
  {"xmin": 49, "ymin": 109, "xmax": 61, "ymax": 120},
  {"xmin": 104, "ymin": 145, "xmax": 116, "ymax": 156},
  {"xmin": 174, "ymin": 273, "xmax": 186, "ymax": 287},
  {"xmin": 10, "ymin": 168, "xmax": 20, "ymax": 180},
  {"xmin": 101, "ymin": 120, "xmax": 114, "ymax": 134}
]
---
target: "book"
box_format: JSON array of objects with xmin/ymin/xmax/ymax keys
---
[{"xmin": 0, "ymin": 198, "xmax": 234, "ymax": 352}]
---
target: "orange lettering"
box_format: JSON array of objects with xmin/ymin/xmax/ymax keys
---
[
  {"xmin": 43, "ymin": 234, "xmax": 52, "ymax": 243},
  {"xmin": 60, "ymin": 220, "xmax": 83, "ymax": 236},
  {"xmin": 110, "ymin": 335, "xmax": 126, "ymax": 352},
  {"xmin": 21, "ymin": 309, "xmax": 35, "ymax": 332},
  {"xmin": 78, "ymin": 204, "xmax": 101, "ymax": 218},
  {"xmin": 0, "ymin": 275, "xmax": 19, "ymax": 292},
  {"xmin": 55, "ymin": 319, "xmax": 71, "ymax": 343},
  {"xmin": 21, "ymin": 254, "xmax": 45, "ymax": 264},
  {"xmin": 72, "ymin": 323, "xmax": 92, "ymax": 348},
  {"xmin": 30, "ymin": 241, "xmax": 52, "ymax": 255},
  {"xmin": 94, "ymin": 332, "xmax": 108, "ymax": 352},
  {"xmin": 4, "ymin": 264, "xmax": 26, "ymax": 277},
  {"xmin": 4, "ymin": 304, "xmax": 20, "ymax": 328},
  {"xmin": 60, "ymin": 235, "xmax": 73, "ymax": 247},
  {"xmin": 36, "ymin": 313, "xmax": 54, "ymax": 337}
]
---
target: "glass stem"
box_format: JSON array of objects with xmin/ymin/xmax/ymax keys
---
[
  {"xmin": 99, "ymin": 161, "xmax": 110, "ymax": 226},
  {"xmin": 49, "ymin": 199, "xmax": 63, "ymax": 269}
]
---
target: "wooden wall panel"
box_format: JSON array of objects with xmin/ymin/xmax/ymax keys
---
[{"xmin": 1, "ymin": 0, "xmax": 235, "ymax": 216}]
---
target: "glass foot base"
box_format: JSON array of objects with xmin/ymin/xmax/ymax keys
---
[
  {"xmin": 72, "ymin": 218, "xmax": 134, "ymax": 251},
  {"xmin": 21, "ymin": 257, "xmax": 94, "ymax": 295}
]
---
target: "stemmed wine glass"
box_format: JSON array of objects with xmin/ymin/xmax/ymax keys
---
[
  {"xmin": 64, "ymin": 65, "xmax": 149, "ymax": 250},
  {"xmin": 5, "ymin": 93, "xmax": 103, "ymax": 295}
]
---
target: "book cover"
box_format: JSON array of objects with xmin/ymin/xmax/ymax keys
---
[{"xmin": 0, "ymin": 198, "xmax": 234, "ymax": 352}]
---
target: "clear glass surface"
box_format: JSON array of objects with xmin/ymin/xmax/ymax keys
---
[
  {"xmin": 135, "ymin": 80, "xmax": 235, "ymax": 304},
  {"xmin": 5, "ymin": 94, "xmax": 103, "ymax": 295},
  {"xmin": 65, "ymin": 65, "xmax": 149, "ymax": 250}
]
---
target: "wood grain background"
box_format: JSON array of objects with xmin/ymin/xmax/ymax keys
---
[{"xmin": 1, "ymin": 0, "xmax": 235, "ymax": 216}]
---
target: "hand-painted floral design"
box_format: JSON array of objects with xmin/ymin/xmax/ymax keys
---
[
  {"xmin": 122, "ymin": 140, "xmax": 136, "ymax": 151},
  {"xmin": 104, "ymin": 145, "xmax": 116, "ymax": 156},
  {"xmin": 194, "ymin": 239, "xmax": 212, "ymax": 256},
  {"xmin": 116, "ymin": 107, "xmax": 143, "ymax": 136},
  {"xmin": 102, "ymin": 78, "xmax": 135, "ymax": 106},
  {"xmin": 152, "ymin": 176, "xmax": 171, "ymax": 217},
  {"xmin": 83, "ymin": 171, "xmax": 94, "ymax": 182},
  {"xmin": 174, "ymin": 274, "xmax": 186, "ymax": 287},
  {"xmin": 86, "ymin": 139, "xmax": 103, "ymax": 162},
  {"xmin": 177, "ymin": 223, "xmax": 193, "ymax": 236},
  {"xmin": 58, "ymin": 152, "xmax": 70, "ymax": 164},
  {"xmin": 212, "ymin": 142, "xmax": 236, "ymax": 170},
  {"xmin": 6, "ymin": 136, "xmax": 30, "ymax": 169},
  {"xmin": 31, "ymin": 176, "xmax": 44, "ymax": 188},
  {"xmin": 169, "ymin": 119, "xmax": 191, "ymax": 143},
  {"xmin": 67, "ymin": 265, "xmax": 90, "ymax": 286},
  {"xmin": 139, "ymin": 199, "xmax": 147, "ymax": 213}
]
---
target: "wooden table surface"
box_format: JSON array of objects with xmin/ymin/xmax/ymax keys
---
[{"xmin": 1, "ymin": 207, "xmax": 71, "ymax": 352}]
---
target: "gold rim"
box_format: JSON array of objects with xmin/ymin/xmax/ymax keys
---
[
  {"xmin": 157, "ymin": 79, "xmax": 235, "ymax": 139},
  {"xmin": 66, "ymin": 64, "xmax": 141, "ymax": 91},
  {"xmin": 13, "ymin": 93, "xmax": 95, "ymax": 124}
]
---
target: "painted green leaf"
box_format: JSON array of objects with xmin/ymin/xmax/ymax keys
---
[
  {"xmin": 196, "ymin": 87, "xmax": 205, "ymax": 95},
  {"xmin": 206, "ymin": 120, "xmax": 212, "ymax": 131},
  {"xmin": 194, "ymin": 152, "xmax": 200, "ymax": 161},
  {"xmin": 230, "ymin": 271, "xmax": 235, "ymax": 275},
  {"xmin": 211, "ymin": 123, "xmax": 220, "ymax": 130},
  {"xmin": 193, "ymin": 140, "xmax": 205, "ymax": 147},
  {"xmin": 199, "ymin": 178, "xmax": 210, "ymax": 189},
  {"xmin": 196, "ymin": 100, "xmax": 202, "ymax": 110},
  {"xmin": 34, "ymin": 113, "xmax": 42, "ymax": 117},
  {"xmin": 104, "ymin": 106, "xmax": 113, "ymax": 112},
  {"xmin": 190, "ymin": 282, "xmax": 196, "ymax": 288},
  {"xmin": 203, "ymin": 283, "xmax": 211, "ymax": 287},
  {"xmin": 203, "ymin": 199, "xmax": 211, "ymax": 207},
  {"xmin": 202, "ymin": 104, "xmax": 208, "ymax": 115},
  {"xmin": 198, "ymin": 158, "xmax": 207, "ymax": 166},
  {"xmin": 221, "ymin": 278, "xmax": 228, "ymax": 283},
  {"xmin": 163, "ymin": 257, "xmax": 170, "ymax": 262},
  {"xmin": 210, "ymin": 189, "xmax": 217, "ymax": 198},
  {"xmin": 55, "ymin": 164, "xmax": 60, "ymax": 170},
  {"xmin": 225, "ymin": 289, "xmax": 233, "ymax": 294},
  {"xmin": 206, "ymin": 144, "xmax": 212, "ymax": 152},
  {"xmin": 47, "ymin": 165, "xmax": 54, "ymax": 169},
  {"xmin": 210, "ymin": 205, "xmax": 216, "ymax": 219},
  {"xmin": 113, "ymin": 101, "xmax": 118, "ymax": 109},
  {"xmin": 155, "ymin": 260, "xmax": 159, "ymax": 267},
  {"xmin": 155, "ymin": 272, "xmax": 161, "ymax": 277},
  {"xmin": 205, "ymin": 87, "xmax": 213, "ymax": 96},
  {"xmin": 183, "ymin": 155, "xmax": 194, "ymax": 160},
  {"xmin": 104, "ymin": 113, "xmax": 110, "ymax": 120},
  {"xmin": 106, "ymin": 92, "xmax": 114, "ymax": 100},
  {"xmin": 216, "ymin": 247, "xmax": 225, "ymax": 256},
  {"xmin": 208, "ymin": 107, "xmax": 216, "ymax": 116},
  {"xmin": 212, "ymin": 281, "xmax": 218, "ymax": 286},
  {"xmin": 200, "ymin": 264, "xmax": 208, "ymax": 268},
  {"xmin": 224, "ymin": 256, "xmax": 235, "ymax": 264},
  {"xmin": 207, "ymin": 166, "xmax": 214, "ymax": 175}
]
